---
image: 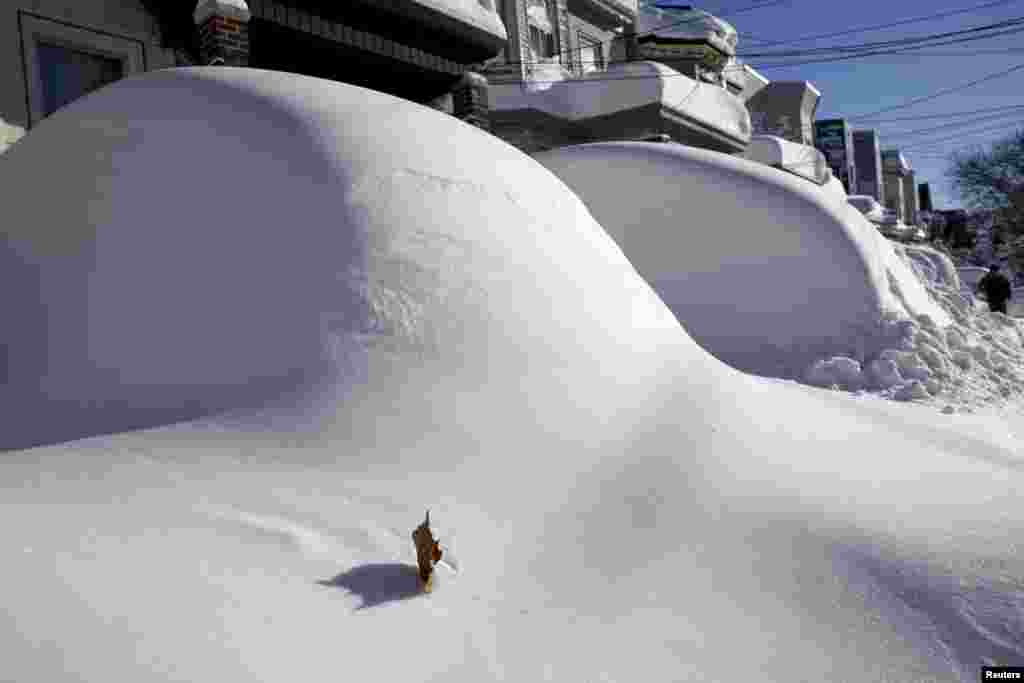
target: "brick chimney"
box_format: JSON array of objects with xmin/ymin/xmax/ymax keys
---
[{"xmin": 194, "ymin": 0, "xmax": 251, "ymax": 67}]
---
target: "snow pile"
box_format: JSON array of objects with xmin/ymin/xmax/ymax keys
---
[
  {"xmin": 536, "ymin": 141, "xmax": 1024, "ymax": 408},
  {"xmin": 490, "ymin": 61, "xmax": 751, "ymax": 142},
  {"xmin": 882, "ymin": 243, "xmax": 1024, "ymax": 410},
  {"xmin": 805, "ymin": 243, "xmax": 1024, "ymax": 409},
  {"xmin": 742, "ymin": 135, "xmax": 831, "ymax": 185},
  {"xmin": 2, "ymin": 68, "xmax": 1024, "ymax": 683},
  {"xmin": 0, "ymin": 67, "xmax": 687, "ymax": 453},
  {"xmin": 535, "ymin": 142, "xmax": 950, "ymax": 380}
]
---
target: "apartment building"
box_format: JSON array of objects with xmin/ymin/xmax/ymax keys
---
[
  {"xmin": 0, "ymin": 0, "xmax": 508, "ymax": 154},
  {"xmin": 852, "ymin": 129, "xmax": 884, "ymax": 204},
  {"xmin": 487, "ymin": 3, "xmax": 758, "ymax": 154}
]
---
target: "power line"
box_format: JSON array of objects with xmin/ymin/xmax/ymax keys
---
[
  {"xmin": 847, "ymin": 61, "xmax": 1024, "ymax": 120},
  {"xmin": 740, "ymin": 25, "xmax": 1024, "ymax": 70},
  {"xmin": 738, "ymin": 15, "xmax": 1024, "ymax": 58},
  {"xmin": 856, "ymin": 104, "xmax": 1024, "ymax": 123},
  {"xmin": 880, "ymin": 110, "xmax": 1024, "ymax": 139},
  {"xmin": 895, "ymin": 120, "xmax": 1024, "ymax": 151},
  {"xmin": 734, "ymin": 0, "xmax": 1024, "ymax": 48},
  {"xmin": 502, "ymin": 21, "xmax": 1024, "ymax": 83}
]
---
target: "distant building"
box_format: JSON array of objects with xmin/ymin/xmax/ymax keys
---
[
  {"xmin": 918, "ymin": 182, "xmax": 933, "ymax": 212},
  {"xmin": 814, "ymin": 119, "xmax": 856, "ymax": 194},
  {"xmin": 852, "ymin": 130, "xmax": 884, "ymax": 204},
  {"xmin": 902, "ymin": 170, "xmax": 919, "ymax": 227},
  {"xmin": 881, "ymin": 148, "xmax": 911, "ymax": 222}
]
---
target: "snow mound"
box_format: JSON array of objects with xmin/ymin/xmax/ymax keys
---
[
  {"xmin": 534, "ymin": 142, "xmax": 951, "ymax": 382},
  {"xmin": 0, "ymin": 67, "xmax": 685, "ymax": 451},
  {"xmin": 2, "ymin": 68, "xmax": 1024, "ymax": 683}
]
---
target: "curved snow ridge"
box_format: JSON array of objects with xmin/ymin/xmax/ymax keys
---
[
  {"xmin": 533, "ymin": 142, "xmax": 944, "ymax": 381},
  {"xmin": 0, "ymin": 67, "xmax": 687, "ymax": 450}
]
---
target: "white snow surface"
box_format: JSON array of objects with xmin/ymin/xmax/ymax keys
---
[
  {"xmin": 742, "ymin": 135, "xmax": 830, "ymax": 185},
  {"xmin": 535, "ymin": 142, "xmax": 953, "ymax": 381},
  {"xmin": 490, "ymin": 60, "xmax": 751, "ymax": 141},
  {"xmin": 2, "ymin": 68, "xmax": 1024, "ymax": 683}
]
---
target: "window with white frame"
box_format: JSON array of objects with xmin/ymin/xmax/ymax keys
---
[{"xmin": 20, "ymin": 13, "xmax": 145, "ymax": 126}]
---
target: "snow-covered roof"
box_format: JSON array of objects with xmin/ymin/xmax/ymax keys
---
[
  {"xmin": 490, "ymin": 61, "xmax": 751, "ymax": 142},
  {"xmin": 637, "ymin": 3, "xmax": 738, "ymax": 55},
  {"xmin": 742, "ymin": 135, "xmax": 830, "ymax": 185}
]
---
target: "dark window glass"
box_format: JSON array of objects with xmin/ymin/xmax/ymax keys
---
[{"xmin": 37, "ymin": 43, "xmax": 124, "ymax": 117}]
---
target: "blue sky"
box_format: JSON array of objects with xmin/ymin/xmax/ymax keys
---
[{"xmin": 698, "ymin": 0, "xmax": 1024, "ymax": 209}]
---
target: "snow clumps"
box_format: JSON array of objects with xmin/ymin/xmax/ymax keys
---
[{"xmin": 803, "ymin": 243, "xmax": 1024, "ymax": 409}]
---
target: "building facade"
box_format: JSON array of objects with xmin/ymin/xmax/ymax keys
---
[
  {"xmin": 902, "ymin": 170, "xmax": 919, "ymax": 227},
  {"xmin": 1, "ymin": 0, "xmax": 508, "ymax": 154},
  {"xmin": 487, "ymin": 4, "xmax": 757, "ymax": 155},
  {"xmin": 852, "ymin": 129, "xmax": 884, "ymax": 204},
  {"xmin": 881, "ymin": 148, "xmax": 911, "ymax": 223},
  {"xmin": 814, "ymin": 119, "xmax": 856, "ymax": 194}
]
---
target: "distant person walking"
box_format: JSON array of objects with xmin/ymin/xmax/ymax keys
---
[{"xmin": 977, "ymin": 263, "xmax": 1012, "ymax": 314}]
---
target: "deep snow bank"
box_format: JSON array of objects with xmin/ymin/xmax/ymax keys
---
[
  {"xmin": 534, "ymin": 142, "xmax": 951, "ymax": 387},
  {"xmin": 0, "ymin": 67, "xmax": 687, "ymax": 450},
  {"xmin": 1, "ymin": 68, "xmax": 1023, "ymax": 683}
]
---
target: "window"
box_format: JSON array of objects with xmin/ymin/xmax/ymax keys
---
[
  {"xmin": 577, "ymin": 34, "xmax": 604, "ymax": 73},
  {"xmin": 526, "ymin": 0, "xmax": 557, "ymax": 59},
  {"xmin": 37, "ymin": 44, "xmax": 124, "ymax": 118},
  {"xmin": 20, "ymin": 13, "xmax": 145, "ymax": 126}
]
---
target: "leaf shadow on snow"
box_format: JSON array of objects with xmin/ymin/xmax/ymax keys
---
[{"xmin": 318, "ymin": 563, "xmax": 423, "ymax": 609}]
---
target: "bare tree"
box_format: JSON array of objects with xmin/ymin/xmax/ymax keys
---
[{"xmin": 947, "ymin": 127, "xmax": 1024, "ymax": 270}]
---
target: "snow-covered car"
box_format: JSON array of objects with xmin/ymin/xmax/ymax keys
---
[{"xmin": 846, "ymin": 195, "xmax": 885, "ymax": 223}]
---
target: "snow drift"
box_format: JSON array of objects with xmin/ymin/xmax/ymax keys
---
[
  {"xmin": 534, "ymin": 142, "xmax": 958, "ymax": 391},
  {"xmin": 1, "ymin": 68, "xmax": 1023, "ymax": 683}
]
